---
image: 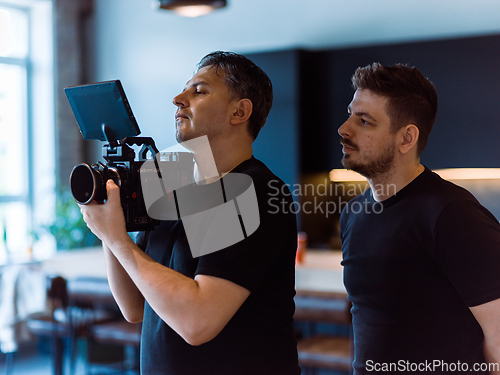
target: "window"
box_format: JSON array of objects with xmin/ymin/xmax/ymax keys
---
[{"xmin": 0, "ymin": 1, "xmax": 54, "ymax": 261}]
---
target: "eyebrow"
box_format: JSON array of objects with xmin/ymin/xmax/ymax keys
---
[
  {"xmin": 184, "ymin": 80, "xmax": 209, "ymax": 91},
  {"xmin": 347, "ymin": 106, "xmax": 378, "ymax": 122}
]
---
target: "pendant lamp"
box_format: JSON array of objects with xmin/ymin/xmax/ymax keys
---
[{"xmin": 154, "ymin": 0, "xmax": 227, "ymax": 17}]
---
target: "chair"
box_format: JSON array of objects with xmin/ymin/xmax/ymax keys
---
[
  {"xmin": 1, "ymin": 263, "xmax": 47, "ymax": 375},
  {"xmin": 87, "ymin": 319, "xmax": 141, "ymax": 374},
  {"xmin": 26, "ymin": 275, "xmax": 70, "ymax": 375},
  {"xmin": 294, "ymin": 290, "xmax": 353, "ymax": 375},
  {"xmin": 27, "ymin": 276, "xmax": 122, "ymax": 375}
]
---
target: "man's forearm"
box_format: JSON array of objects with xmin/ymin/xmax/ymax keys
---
[
  {"xmin": 105, "ymin": 237, "xmax": 210, "ymax": 343},
  {"xmin": 102, "ymin": 243, "xmax": 145, "ymax": 323}
]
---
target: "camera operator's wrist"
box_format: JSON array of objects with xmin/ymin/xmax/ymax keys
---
[{"xmin": 104, "ymin": 232, "xmax": 135, "ymax": 254}]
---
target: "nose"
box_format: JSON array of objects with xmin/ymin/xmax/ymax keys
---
[
  {"xmin": 338, "ymin": 117, "xmax": 351, "ymax": 138},
  {"xmin": 172, "ymin": 91, "xmax": 187, "ymax": 108}
]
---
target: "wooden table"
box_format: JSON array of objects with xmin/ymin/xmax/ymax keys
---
[
  {"xmin": 294, "ymin": 250, "xmax": 350, "ymax": 328},
  {"xmin": 295, "ymin": 250, "xmax": 345, "ymax": 294},
  {"xmin": 41, "ymin": 247, "xmax": 106, "ymax": 279}
]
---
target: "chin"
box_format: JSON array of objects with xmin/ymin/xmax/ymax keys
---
[
  {"xmin": 342, "ymin": 159, "xmax": 370, "ymax": 179},
  {"xmin": 176, "ymin": 130, "xmax": 190, "ymax": 143},
  {"xmin": 341, "ymin": 155, "xmax": 354, "ymax": 170}
]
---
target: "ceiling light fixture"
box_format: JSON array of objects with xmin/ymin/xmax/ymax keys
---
[{"xmin": 153, "ymin": 0, "xmax": 227, "ymax": 18}]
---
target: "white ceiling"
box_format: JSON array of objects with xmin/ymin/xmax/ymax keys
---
[{"xmin": 150, "ymin": 0, "xmax": 500, "ymax": 52}]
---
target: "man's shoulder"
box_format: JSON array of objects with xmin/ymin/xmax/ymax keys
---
[
  {"xmin": 234, "ymin": 156, "xmax": 277, "ymax": 179},
  {"xmin": 417, "ymin": 168, "xmax": 480, "ymax": 207},
  {"xmin": 233, "ymin": 156, "xmax": 290, "ymax": 194},
  {"xmin": 339, "ymin": 168, "xmax": 476, "ymax": 222}
]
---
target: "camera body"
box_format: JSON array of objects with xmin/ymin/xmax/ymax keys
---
[{"xmin": 70, "ymin": 137, "xmax": 194, "ymax": 232}]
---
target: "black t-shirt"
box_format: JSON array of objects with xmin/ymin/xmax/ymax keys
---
[
  {"xmin": 136, "ymin": 156, "xmax": 300, "ymax": 375},
  {"xmin": 340, "ymin": 167, "xmax": 500, "ymax": 374}
]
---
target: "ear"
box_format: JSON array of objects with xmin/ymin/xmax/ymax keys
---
[
  {"xmin": 230, "ymin": 99, "xmax": 252, "ymax": 125},
  {"xmin": 399, "ymin": 124, "xmax": 419, "ymax": 155}
]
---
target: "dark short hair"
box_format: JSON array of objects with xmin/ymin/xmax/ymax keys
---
[
  {"xmin": 352, "ymin": 63, "xmax": 438, "ymax": 156},
  {"xmin": 197, "ymin": 51, "xmax": 273, "ymax": 140}
]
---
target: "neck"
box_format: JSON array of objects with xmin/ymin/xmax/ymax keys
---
[
  {"xmin": 368, "ymin": 161, "xmax": 424, "ymax": 201},
  {"xmin": 193, "ymin": 138, "xmax": 253, "ymax": 184}
]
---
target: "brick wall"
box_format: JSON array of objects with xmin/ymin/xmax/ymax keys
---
[{"xmin": 53, "ymin": 0, "xmax": 94, "ymax": 188}]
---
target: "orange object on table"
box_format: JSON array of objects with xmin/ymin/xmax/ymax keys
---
[{"xmin": 296, "ymin": 232, "xmax": 307, "ymax": 265}]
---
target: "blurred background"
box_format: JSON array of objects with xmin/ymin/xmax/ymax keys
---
[{"xmin": 2, "ymin": 0, "xmax": 500, "ymax": 373}]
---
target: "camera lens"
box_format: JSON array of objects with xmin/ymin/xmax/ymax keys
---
[{"xmin": 70, "ymin": 163, "xmax": 104, "ymax": 204}]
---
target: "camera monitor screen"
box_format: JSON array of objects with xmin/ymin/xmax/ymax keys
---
[{"xmin": 64, "ymin": 80, "xmax": 140, "ymax": 141}]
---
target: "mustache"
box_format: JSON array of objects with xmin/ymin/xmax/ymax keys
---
[{"xmin": 340, "ymin": 138, "xmax": 358, "ymax": 150}]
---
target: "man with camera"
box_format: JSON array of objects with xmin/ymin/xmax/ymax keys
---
[{"xmin": 79, "ymin": 51, "xmax": 300, "ymax": 374}]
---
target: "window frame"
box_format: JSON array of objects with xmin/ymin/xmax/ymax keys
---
[{"xmin": 0, "ymin": 0, "xmax": 55, "ymax": 259}]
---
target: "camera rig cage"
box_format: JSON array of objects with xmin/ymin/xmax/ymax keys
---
[{"xmin": 65, "ymin": 80, "xmax": 192, "ymax": 232}]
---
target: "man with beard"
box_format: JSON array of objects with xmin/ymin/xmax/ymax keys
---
[
  {"xmin": 338, "ymin": 63, "xmax": 500, "ymax": 374},
  {"xmin": 79, "ymin": 51, "xmax": 300, "ymax": 375}
]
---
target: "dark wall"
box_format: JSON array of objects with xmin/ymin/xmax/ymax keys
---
[
  {"xmin": 299, "ymin": 51, "xmax": 339, "ymax": 173},
  {"xmin": 248, "ymin": 50, "xmax": 301, "ymax": 186},
  {"xmin": 301, "ymin": 34, "xmax": 500, "ymax": 172}
]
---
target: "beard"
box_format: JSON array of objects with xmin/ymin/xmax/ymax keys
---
[
  {"xmin": 341, "ymin": 140, "xmax": 395, "ymax": 179},
  {"xmin": 175, "ymin": 127, "xmax": 186, "ymax": 143},
  {"xmin": 175, "ymin": 116, "xmax": 224, "ymax": 145},
  {"xmin": 175, "ymin": 123, "xmax": 201, "ymax": 144},
  {"xmin": 175, "ymin": 121, "xmax": 190, "ymax": 144}
]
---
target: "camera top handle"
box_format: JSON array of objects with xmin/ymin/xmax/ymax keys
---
[
  {"xmin": 101, "ymin": 122, "xmax": 159, "ymax": 162},
  {"xmin": 103, "ymin": 136, "xmax": 159, "ymax": 162},
  {"xmin": 123, "ymin": 137, "xmax": 159, "ymax": 161}
]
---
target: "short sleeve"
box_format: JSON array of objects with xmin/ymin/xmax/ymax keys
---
[
  {"xmin": 194, "ymin": 173, "xmax": 297, "ymax": 292},
  {"xmin": 435, "ymin": 198, "xmax": 500, "ymax": 307}
]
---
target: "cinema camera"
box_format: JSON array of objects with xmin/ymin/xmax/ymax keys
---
[{"xmin": 65, "ymin": 80, "xmax": 194, "ymax": 232}]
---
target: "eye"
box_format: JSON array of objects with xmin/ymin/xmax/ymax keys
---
[
  {"xmin": 194, "ymin": 86, "xmax": 207, "ymax": 95},
  {"xmin": 361, "ymin": 118, "xmax": 371, "ymax": 125}
]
